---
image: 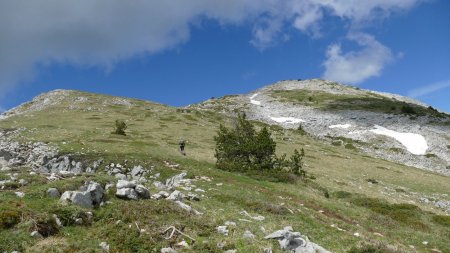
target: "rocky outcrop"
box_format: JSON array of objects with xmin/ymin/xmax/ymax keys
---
[
  {"xmin": 265, "ymin": 226, "xmax": 330, "ymax": 253},
  {"xmin": 115, "ymin": 180, "xmax": 150, "ymax": 200},
  {"xmin": 60, "ymin": 181, "xmax": 105, "ymax": 208}
]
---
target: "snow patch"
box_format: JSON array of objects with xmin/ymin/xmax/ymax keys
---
[
  {"xmin": 270, "ymin": 117, "xmax": 304, "ymax": 124},
  {"xmin": 329, "ymin": 124, "xmax": 352, "ymax": 129},
  {"xmin": 249, "ymin": 94, "xmax": 261, "ymax": 105},
  {"xmin": 370, "ymin": 125, "xmax": 428, "ymax": 155}
]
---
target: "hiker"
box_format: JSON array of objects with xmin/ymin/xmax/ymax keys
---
[{"xmin": 179, "ymin": 138, "xmax": 186, "ymax": 155}]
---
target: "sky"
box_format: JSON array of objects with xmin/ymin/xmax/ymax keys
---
[{"xmin": 0, "ymin": 0, "xmax": 449, "ymax": 113}]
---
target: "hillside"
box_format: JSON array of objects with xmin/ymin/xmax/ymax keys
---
[
  {"xmin": 0, "ymin": 82, "xmax": 450, "ymax": 253},
  {"xmin": 194, "ymin": 79, "xmax": 450, "ymax": 175}
]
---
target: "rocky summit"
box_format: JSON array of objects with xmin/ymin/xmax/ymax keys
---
[{"xmin": 0, "ymin": 79, "xmax": 449, "ymax": 253}]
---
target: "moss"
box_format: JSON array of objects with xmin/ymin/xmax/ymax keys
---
[
  {"xmin": 334, "ymin": 191, "xmax": 352, "ymax": 199},
  {"xmin": 0, "ymin": 210, "xmax": 21, "ymax": 229},
  {"xmin": 432, "ymin": 215, "xmax": 450, "ymax": 227},
  {"xmin": 351, "ymin": 197, "xmax": 427, "ymax": 229}
]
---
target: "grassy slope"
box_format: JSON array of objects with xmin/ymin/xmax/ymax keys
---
[
  {"xmin": 0, "ymin": 90, "xmax": 449, "ymax": 253},
  {"xmin": 271, "ymin": 89, "xmax": 449, "ymax": 119}
]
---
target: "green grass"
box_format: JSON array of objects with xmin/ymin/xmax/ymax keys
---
[
  {"xmin": 271, "ymin": 89, "xmax": 449, "ymax": 117},
  {"xmin": 0, "ymin": 90, "xmax": 449, "ymax": 252}
]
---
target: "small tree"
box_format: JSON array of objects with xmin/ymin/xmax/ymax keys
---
[
  {"xmin": 113, "ymin": 120, "xmax": 127, "ymax": 136},
  {"xmin": 214, "ymin": 113, "xmax": 276, "ymax": 171},
  {"xmin": 290, "ymin": 148, "xmax": 305, "ymax": 178}
]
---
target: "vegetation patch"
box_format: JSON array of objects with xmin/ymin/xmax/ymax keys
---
[
  {"xmin": 432, "ymin": 215, "xmax": 450, "ymax": 227},
  {"xmin": 334, "ymin": 191, "xmax": 352, "ymax": 199},
  {"xmin": 0, "ymin": 210, "xmax": 21, "ymax": 229},
  {"xmin": 351, "ymin": 197, "xmax": 427, "ymax": 229},
  {"xmin": 214, "ymin": 113, "xmax": 306, "ymax": 182}
]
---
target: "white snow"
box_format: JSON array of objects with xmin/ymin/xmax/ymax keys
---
[
  {"xmin": 270, "ymin": 117, "xmax": 304, "ymax": 124},
  {"xmin": 249, "ymin": 94, "xmax": 261, "ymax": 105},
  {"xmin": 329, "ymin": 124, "xmax": 352, "ymax": 129},
  {"xmin": 370, "ymin": 125, "xmax": 428, "ymax": 155}
]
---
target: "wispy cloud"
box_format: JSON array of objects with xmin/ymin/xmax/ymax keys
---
[
  {"xmin": 322, "ymin": 33, "xmax": 394, "ymax": 84},
  {"xmin": 0, "ymin": 0, "xmax": 424, "ymax": 94},
  {"xmin": 407, "ymin": 79, "xmax": 450, "ymax": 98}
]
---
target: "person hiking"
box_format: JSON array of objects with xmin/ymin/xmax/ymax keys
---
[{"xmin": 179, "ymin": 138, "xmax": 186, "ymax": 155}]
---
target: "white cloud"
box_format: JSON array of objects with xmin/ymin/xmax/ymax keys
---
[
  {"xmin": 0, "ymin": 0, "xmax": 423, "ymax": 95},
  {"xmin": 322, "ymin": 33, "xmax": 393, "ymax": 84},
  {"xmin": 407, "ymin": 79, "xmax": 450, "ymax": 98}
]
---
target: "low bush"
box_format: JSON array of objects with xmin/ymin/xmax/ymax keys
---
[
  {"xmin": 334, "ymin": 191, "xmax": 352, "ymax": 199},
  {"xmin": 432, "ymin": 215, "xmax": 450, "ymax": 227},
  {"xmin": 112, "ymin": 120, "xmax": 127, "ymax": 136},
  {"xmin": 0, "ymin": 210, "xmax": 21, "ymax": 229},
  {"xmin": 214, "ymin": 113, "xmax": 306, "ymax": 181}
]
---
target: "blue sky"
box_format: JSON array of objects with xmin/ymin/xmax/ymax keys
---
[{"xmin": 0, "ymin": 0, "xmax": 449, "ymax": 112}]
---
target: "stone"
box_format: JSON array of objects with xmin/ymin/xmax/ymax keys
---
[
  {"xmin": 60, "ymin": 191, "xmax": 93, "ymax": 208},
  {"xmin": 167, "ymin": 190, "xmax": 184, "ymax": 201},
  {"xmin": 243, "ymin": 230, "xmax": 255, "ymax": 239},
  {"xmin": 135, "ymin": 184, "xmax": 150, "ymax": 199},
  {"xmin": 186, "ymin": 193, "xmax": 200, "ymax": 201},
  {"xmin": 161, "ymin": 247, "xmax": 177, "ymax": 253},
  {"xmin": 15, "ymin": 191, "xmax": 25, "ymax": 198},
  {"xmin": 174, "ymin": 201, "xmax": 202, "ymax": 215},
  {"xmin": 265, "ymin": 227, "xmax": 330, "ymax": 253},
  {"xmin": 19, "ymin": 178, "xmax": 28, "ymax": 186},
  {"xmin": 47, "ymin": 188, "xmax": 60, "ymax": 198},
  {"xmin": 53, "ymin": 214, "xmax": 63, "ymax": 227},
  {"xmin": 224, "ymin": 250, "xmax": 237, "ymax": 253},
  {"xmin": 86, "ymin": 181, "xmax": 104, "ymax": 205},
  {"xmin": 263, "ymin": 248, "xmax": 273, "ymax": 253},
  {"xmin": 165, "ymin": 172, "xmax": 187, "ymax": 188},
  {"xmin": 225, "ymin": 221, "xmax": 236, "ymax": 226},
  {"xmin": 115, "ymin": 173, "xmax": 127, "ymax": 180},
  {"xmin": 217, "ymin": 226, "xmax": 229, "ymax": 236},
  {"xmin": 153, "ymin": 181, "xmax": 166, "ymax": 190},
  {"xmin": 116, "ymin": 188, "xmax": 138, "ymax": 200},
  {"xmin": 99, "ymin": 241, "xmax": 110, "ymax": 252},
  {"xmin": 116, "ymin": 180, "xmax": 136, "ymax": 189},
  {"xmin": 131, "ymin": 165, "xmax": 145, "ymax": 178},
  {"xmin": 30, "ymin": 230, "xmax": 43, "ymax": 238},
  {"xmin": 175, "ymin": 240, "xmax": 189, "ymax": 248}
]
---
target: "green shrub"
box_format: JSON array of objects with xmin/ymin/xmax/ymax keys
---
[
  {"xmin": 334, "ymin": 191, "xmax": 352, "ymax": 199},
  {"xmin": 401, "ymin": 104, "xmax": 417, "ymax": 115},
  {"xmin": 432, "ymin": 215, "xmax": 450, "ymax": 227},
  {"xmin": 297, "ymin": 124, "xmax": 307, "ymax": 135},
  {"xmin": 214, "ymin": 113, "xmax": 305, "ymax": 181},
  {"xmin": 290, "ymin": 148, "xmax": 306, "ymax": 177},
  {"xmin": 214, "ymin": 113, "xmax": 275, "ymax": 172},
  {"xmin": 425, "ymin": 153, "xmax": 437, "ymax": 158},
  {"xmin": 112, "ymin": 120, "xmax": 127, "ymax": 136},
  {"xmin": 0, "ymin": 210, "xmax": 21, "ymax": 229}
]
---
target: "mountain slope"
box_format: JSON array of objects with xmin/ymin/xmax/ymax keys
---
[
  {"xmin": 194, "ymin": 79, "xmax": 450, "ymax": 175},
  {"xmin": 0, "ymin": 85, "xmax": 449, "ymax": 252}
]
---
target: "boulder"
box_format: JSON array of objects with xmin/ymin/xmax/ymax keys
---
[
  {"xmin": 161, "ymin": 247, "xmax": 177, "ymax": 253},
  {"xmin": 135, "ymin": 184, "xmax": 150, "ymax": 199},
  {"xmin": 243, "ymin": 230, "xmax": 256, "ymax": 239},
  {"xmin": 167, "ymin": 190, "xmax": 184, "ymax": 201},
  {"xmin": 265, "ymin": 226, "xmax": 330, "ymax": 253},
  {"xmin": 116, "ymin": 180, "xmax": 136, "ymax": 189},
  {"xmin": 61, "ymin": 191, "xmax": 93, "ymax": 208},
  {"xmin": 60, "ymin": 181, "xmax": 104, "ymax": 208},
  {"xmin": 116, "ymin": 188, "xmax": 138, "ymax": 200},
  {"xmin": 47, "ymin": 188, "xmax": 60, "ymax": 198},
  {"xmin": 217, "ymin": 226, "xmax": 229, "ymax": 236}
]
